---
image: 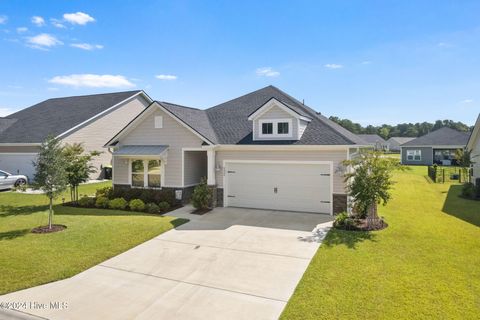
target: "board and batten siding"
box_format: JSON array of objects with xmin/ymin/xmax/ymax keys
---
[
  {"xmin": 215, "ymin": 149, "xmax": 348, "ymax": 194},
  {"xmin": 253, "ymin": 105, "xmax": 299, "ymax": 141},
  {"xmin": 116, "ymin": 108, "xmax": 205, "ymax": 187},
  {"xmin": 61, "ymin": 96, "xmax": 149, "ymax": 179}
]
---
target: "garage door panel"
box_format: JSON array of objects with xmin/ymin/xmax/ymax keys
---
[
  {"xmin": 225, "ymin": 162, "xmax": 331, "ymax": 214},
  {"xmin": 0, "ymin": 154, "xmax": 37, "ymax": 180}
]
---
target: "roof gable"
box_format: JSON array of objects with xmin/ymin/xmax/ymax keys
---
[
  {"xmin": 247, "ymin": 97, "xmax": 312, "ymax": 121},
  {"xmin": 0, "ymin": 90, "xmax": 149, "ymax": 144},
  {"xmin": 357, "ymin": 134, "xmax": 387, "ymax": 144}
]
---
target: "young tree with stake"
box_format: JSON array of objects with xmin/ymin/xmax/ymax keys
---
[{"xmin": 33, "ymin": 136, "xmax": 68, "ymax": 230}]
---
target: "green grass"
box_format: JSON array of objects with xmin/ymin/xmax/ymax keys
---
[
  {"xmin": 0, "ymin": 182, "xmax": 187, "ymax": 295},
  {"xmin": 282, "ymin": 166, "xmax": 480, "ymax": 319}
]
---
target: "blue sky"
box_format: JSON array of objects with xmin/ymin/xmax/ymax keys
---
[{"xmin": 0, "ymin": 0, "xmax": 479, "ymax": 125}]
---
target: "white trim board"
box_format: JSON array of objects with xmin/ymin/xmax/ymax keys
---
[
  {"xmin": 248, "ymin": 98, "xmax": 312, "ymax": 122},
  {"xmin": 222, "ymin": 159, "xmax": 334, "ymax": 215}
]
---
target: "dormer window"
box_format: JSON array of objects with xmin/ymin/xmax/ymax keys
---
[
  {"xmin": 259, "ymin": 119, "xmax": 292, "ymax": 138},
  {"xmin": 278, "ymin": 122, "xmax": 289, "ymax": 134},
  {"xmin": 262, "ymin": 122, "xmax": 273, "ymax": 135}
]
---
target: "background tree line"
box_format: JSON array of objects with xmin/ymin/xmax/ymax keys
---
[{"xmin": 329, "ymin": 117, "xmax": 473, "ymax": 140}]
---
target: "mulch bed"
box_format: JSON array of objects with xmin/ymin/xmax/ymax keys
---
[
  {"xmin": 190, "ymin": 208, "xmax": 212, "ymax": 215},
  {"xmin": 31, "ymin": 224, "xmax": 67, "ymax": 234},
  {"xmin": 335, "ymin": 219, "xmax": 388, "ymax": 231}
]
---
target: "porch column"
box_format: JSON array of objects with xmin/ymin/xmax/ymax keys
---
[{"xmin": 207, "ymin": 148, "xmax": 216, "ymax": 185}]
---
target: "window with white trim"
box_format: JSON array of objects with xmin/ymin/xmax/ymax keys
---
[
  {"xmin": 154, "ymin": 116, "xmax": 163, "ymax": 128},
  {"xmin": 407, "ymin": 150, "xmax": 421, "ymax": 161},
  {"xmin": 131, "ymin": 159, "xmax": 162, "ymax": 188},
  {"xmin": 262, "ymin": 122, "xmax": 273, "ymax": 134},
  {"xmin": 259, "ymin": 119, "xmax": 293, "ymax": 138}
]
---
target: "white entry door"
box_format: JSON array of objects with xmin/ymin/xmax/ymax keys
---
[{"xmin": 224, "ymin": 161, "xmax": 332, "ymax": 214}]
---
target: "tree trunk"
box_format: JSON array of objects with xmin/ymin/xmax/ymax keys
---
[
  {"xmin": 48, "ymin": 197, "xmax": 53, "ymax": 229},
  {"xmin": 367, "ymin": 203, "xmax": 379, "ymax": 228}
]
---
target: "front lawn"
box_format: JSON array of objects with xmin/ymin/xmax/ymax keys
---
[
  {"xmin": 0, "ymin": 182, "xmax": 187, "ymax": 295},
  {"xmin": 281, "ymin": 166, "xmax": 480, "ymax": 319}
]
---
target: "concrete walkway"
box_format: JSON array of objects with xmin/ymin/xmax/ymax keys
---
[{"xmin": 0, "ymin": 206, "xmax": 333, "ymax": 320}]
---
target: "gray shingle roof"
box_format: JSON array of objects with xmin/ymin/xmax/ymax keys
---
[
  {"xmin": 0, "ymin": 90, "xmax": 143, "ymax": 143},
  {"xmin": 402, "ymin": 127, "xmax": 470, "ymax": 147},
  {"xmin": 159, "ymin": 102, "xmax": 218, "ymax": 144},
  {"xmin": 204, "ymin": 86, "xmax": 365, "ymax": 145},
  {"xmin": 357, "ymin": 134, "xmax": 387, "ymax": 144},
  {"xmin": 387, "ymin": 137, "xmax": 415, "ymax": 145}
]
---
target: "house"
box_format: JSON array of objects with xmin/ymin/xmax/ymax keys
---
[
  {"xmin": 467, "ymin": 114, "xmax": 480, "ymax": 184},
  {"xmin": 400, "ymin": 127, "xmax": 470, "ymax": 166},
  {"xmin": 0, "ymin": 91, "xmax": 151, "ymax": 180},
  {"xmin": 386, "ymin": 137, "xmax": 415, "ymax": 152},
  {"xmin": 105, "ymin": 86, "xmax": 368, "ymax": 215},
  {"xmin": 357, "ymin": 134, "xmax": 388, "ymax": 151}
]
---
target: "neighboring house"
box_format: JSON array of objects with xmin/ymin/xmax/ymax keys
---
[
  {"xmin": 0, "ymin": 91, "xmax": 151, "ymax": 180},
  {"xmin": 386, "ymin": 137, "xmax": 415, "ymax": 152},
  {"xmin": 357, "ymin": 134, "xmax": 388, "ymax": 151},
  {"xmin": 105, "ymin": 86, "xmax": 368, "ymax": 215},
  {"xmin": 467, "ymin": 114, "xmax": 480, "ymax": 185},
  {"xmin": 400, "ymin": 127, "xmax": 470, "ymax": 166}
]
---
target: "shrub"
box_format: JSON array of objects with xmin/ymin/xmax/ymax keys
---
[
  {"xmin": 95, "ymin": 196, "xmax": 109, "ymax": 208},
  {"xmin": 145, "ymin": 202, "xmax": 160, "ymax": 214},
  {"xmin": 192, "ymin": 178, "xmax": 212, "ymax": 210},
  {"xmin": 333, "ymin": 212, "xmax": 349, "ymax": 227},
  {"xmin": 78, "ymin": 196, "xmax": 95, "ymax": 207},
  {"xmin": 96, "ymin": 186, "xmax": 113, "ymax": 199},
  {"xmin": 476, "ymin": 179, "xmax": 480, "ymax": 199},
  {"xmin": 158, "ymin": 201, "xmax": 170, "ymax": 212},
  {"xmin": 129, "ymin": 199, "xmax": 145, "ymax": 211},
  {"xmin": 111, "ymin": 187, "xmax": 175, "ymax": 206},
  {"xmin": 108, "ymin": 197, "xmax": 128, "ymax": 210},
  {"xmin": 461, "ymin": 183, "xmax": 476, "ymax": 199}
]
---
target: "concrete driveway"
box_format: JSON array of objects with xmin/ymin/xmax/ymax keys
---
[{"xmin": 0, "ymin": 206, "xmax": 333, "ymax": 320}]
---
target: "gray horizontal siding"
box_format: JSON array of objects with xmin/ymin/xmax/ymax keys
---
[{"xmin": 401, "ymin": 147, "xmax": 433, "ymax": 165}]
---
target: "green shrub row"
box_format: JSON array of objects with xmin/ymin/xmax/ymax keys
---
[
  {"xmin": 96, "ymin": 186, "xmax": 175, "ymax": 207},
  {"xmin": 461, "ymin": 182, "xmax": 480, "ymax": 200},
  {"xmin": 77, "ymin": 195, "xmax": 171, "ymax": 214}
]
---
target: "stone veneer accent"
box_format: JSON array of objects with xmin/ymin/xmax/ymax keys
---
[{"xmin": 333, "ymin": 194, "xmax": 348, "ymax": 214}]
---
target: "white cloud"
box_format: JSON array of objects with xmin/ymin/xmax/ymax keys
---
[
  {"xmin": 461, "ymin": 99, "xmax": 473, "ymax": 103},
  {"xmin": 437, "ymin": 42, "xmax": 452, "ymax": 48},
  {"xmin": 155, "ymin": 74, "xmax": 177, "ymax": 80},
  {"xmin": 0, "ymin": 15, "xmax": 8, "ymax": 24},
  {"xmin": 50, "ymin": 19, "xmax": 66, "ymax": 28},
  {"xmin": 361, "ymin": 61, "xmax": 372, "ymax": 65},
  {"xmin": 31, "ymin": 16, "xmax": 45, "ymax": 27},
  {"xmin": 256, "ymin": 67, "xmax": 280, "ymax": 77},
  {"xmin": 0, "ymin": 107, "xmax": 14, "ymax": 117},
  {"xmin": 49, "ymin": 74, "xmax": 135, "ymax": 88},
  {"xmin": 63, "ymin": 12, "xmax": 95, "ymax": 25},
  {"xmin": 16, "ymin": 27, "xmax": 28, "ymax": 33},
  {"xmin": 324, "ymin": 63, "xmax": 343, "ymax": 69},
  {"xmin": 47, "ymin": 87, "xmax": 59, "ymax": 91},
  {"xmin": 26, "ymin": 33, "xmax": 63, "ymax": 49},
  {"xmin": 70, "ymin": 43, "xmax": 104, "ymax": 50}
]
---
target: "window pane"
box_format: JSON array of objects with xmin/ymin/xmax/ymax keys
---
[
  {"xmin": 148, "ymin": 160, "xmax": 161, "ymax": 188},
  {"xmin": 262, "ymin": 122, "xmax": 273, "ymax": 134},
  {"xmin": 132, "ymin": 160, "xmax": 144, "ymax": 174},
  {"xmin": 132, "ymin": 160, "xmax": 144, "ymax": 187},
  {"xmin": 278, "ymin": 122, "xmax": 289, "ymax": 134}
]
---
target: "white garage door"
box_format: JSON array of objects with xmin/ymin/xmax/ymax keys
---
[
  {"xmin": 0, "ymin": 153, "xmax": 37, "ymax": 180},
  {"xmin": 225, "ymin": 161, "xmax": 332, "ymax": 214}
]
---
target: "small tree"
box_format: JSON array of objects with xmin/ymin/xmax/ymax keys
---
[
  {"xmin": 191, "ymin": 177, "xmax": 212, "ymax": 210},
  {"xmin": 455, "ymin": 149, "xmax": 475, "ymax": 183},
  {"xmin": 343, "ymin": 151, "xmax": 406, "ymax": 224},
  {"xmin": 33, "ymin": 136, "xmax": 68, "ymax": 230},
  {"xmin": 63, "ymin": 143, "xmax": 101, "ymax": 203}
]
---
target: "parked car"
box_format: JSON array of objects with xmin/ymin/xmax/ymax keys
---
[{"xmin": 0, "ymin": 170, "xmax": 28, "ymax": 190}]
